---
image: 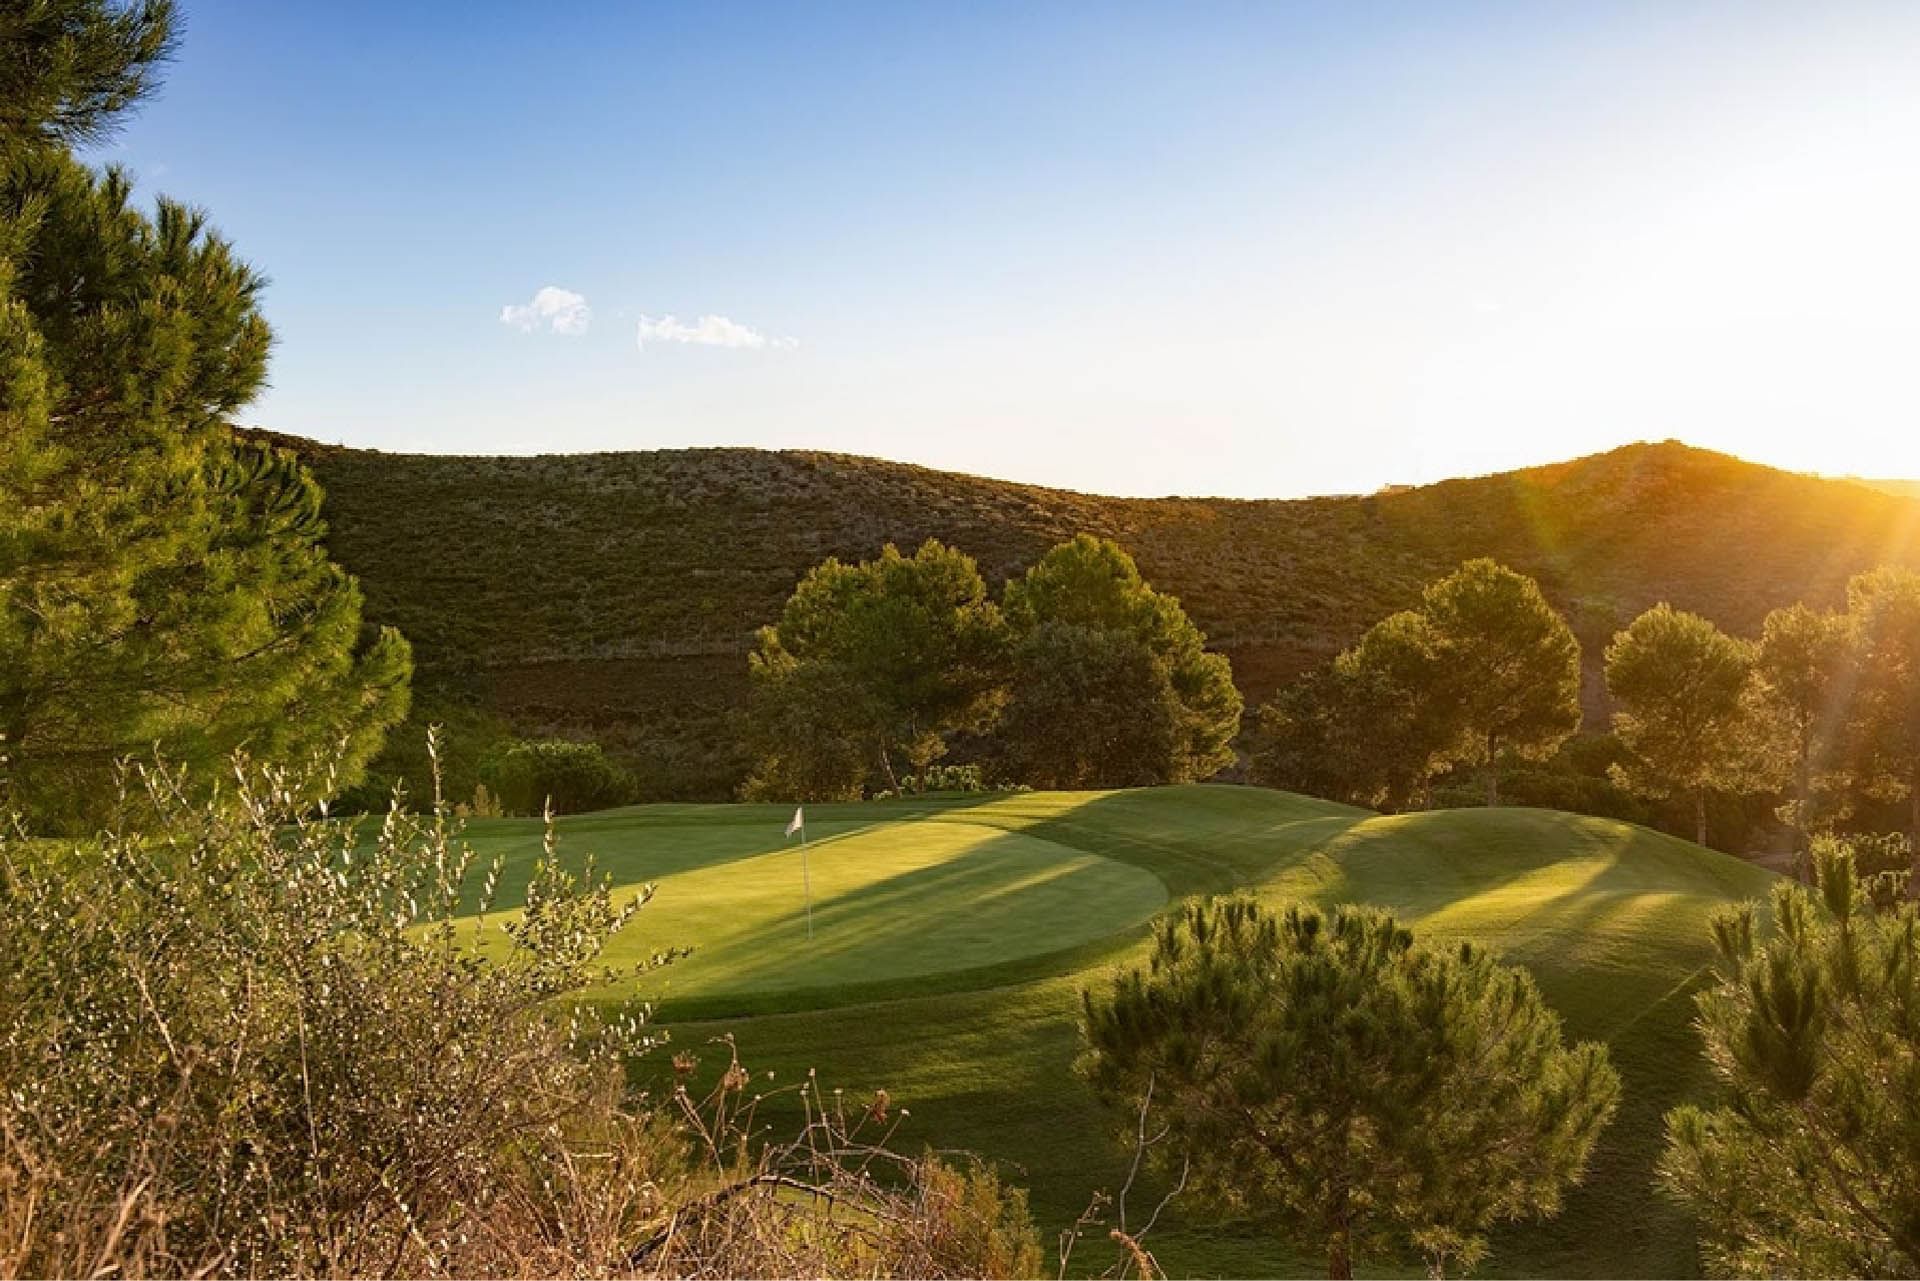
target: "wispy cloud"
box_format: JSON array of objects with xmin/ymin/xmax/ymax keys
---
[
  {"xmin": 635, "ymin": 313, "xmax": 797, "ymax": 351},
  {"xmin": 500, "ymin": 286, "xmax": 591, "ymax": 335}
]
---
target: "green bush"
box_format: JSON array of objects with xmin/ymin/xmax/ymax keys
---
[
  {"xmin": 481, "ymin": 737, "xmax": 632, "ymax": 815},
  {"xmin": 898, "ymin": 763, "xmax": 985, "ymax": 794},
  {"xmin": 1810, "ymin": 830, "xmax": 1911, "ymax": 903}
]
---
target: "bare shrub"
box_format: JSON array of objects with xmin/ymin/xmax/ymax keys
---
[
  {"xmin": 632, "ymin": 1039, "xmax": 1043, "ymax": 1279},
  {"xmin": 0, "ymin": 740, "xmax": 1041, "ymax": 1278}
]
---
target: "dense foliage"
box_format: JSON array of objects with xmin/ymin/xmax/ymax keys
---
[
  {"xmin": 0, "ymin": 0, "xmax": 174, "ymax": 153},
  {"xmin": 0, "ymin": 1, "xmax": 410, "ymax": 833},
  {"xmin": 1420, "ymin": 558, "xmax": 1583, "ymax": 803},
  {"xmin": 1604, "ymin": 605, "xmax": 1760, "ymax": 845},
  {"xmin": 1080, "ymin": 897, "xmax": 1619, "ymax": 1279},
  {"xmin": 1660, "ymin": 841, "xmax": 1920, "ymax": 1277},
  {"xmin": 1253, "ymin": 559, "xmax": 1579, "ymax": 809},
  {"xmin": 481, "ymin": 736, "xmax": 633, "ymax": 815},
  {"xmin": 744, "ymin": 540, "xmax": 1006, "ymax": 800},
  {"xmin": 742, "ymin": 535, "xmax": 1241, "ymax": 798},
  {"xmin": 1843, "ymin": 567, "xmax": 1920, "ymax": 859},
  {"xmin": 1752, "ymin": 602, "xmax": 1851, "ymax": 856},
  {"xmin": 997, "ymin": 535, "xmax": 1241, "ymax": 788}
]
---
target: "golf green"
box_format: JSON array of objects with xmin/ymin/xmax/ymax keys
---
[{"xmin": 451, "ymin": 806, "xmax": 1167, "ymax": 1004}]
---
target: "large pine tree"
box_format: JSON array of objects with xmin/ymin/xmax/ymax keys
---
[
  {"xmin": 744, "ymin": 540, "xmax": 1005, "ymax": 800},
  {"xmin": 1660, "ymin": 844, "xmax": 1920, "ymax": 1276},
  {"xmin": 1, "ymin": 1, "xmax": 411, "ymax": 831},
  {"xmin": 1419, "ymin": 558, "xmax": 1582, "ymax": 806},
  {"xmin": 996, "ymin": 535, "xmax": 1241, "ymax": 788},
  {"xmin": 1081, "ymin": 897, "xmax": 1619, "ymax": 1278},
  {"xmin": 1605, "ymin": 604, "xmax": 1758, "ymax": 847}
]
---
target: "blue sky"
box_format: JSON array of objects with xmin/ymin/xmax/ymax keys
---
[{"xmin": 105, "ymin": 2, "xmax": 1920, "ymax": 497}]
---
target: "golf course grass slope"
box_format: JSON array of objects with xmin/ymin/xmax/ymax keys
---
[{"xmin": 448, "ymin": 785, "xmax": 1775, "ymax": 1278}]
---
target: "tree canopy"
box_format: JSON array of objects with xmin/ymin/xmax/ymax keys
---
[
  {"xmin": 1081, "ymin": 897, "xmax": 1618, "ymax": 1278},
  {"xmin": 1419, "ymin": 559, "xmax": 1582, "ymax": 804},
  {"xmin": 1253, "ymin": 609, "xmax": 1458, "ymax": 809},
  {"xmin": 1753, "ymin": 602, "xmax": 1850, "ymax": 866},
  {"xmin": 996, "ymin": 535, "xmax": 1239, "ymax": 788},
  {"xmin": 1842, "ymin": 567, "xmax": 1920, "ymax": 868},
  {"xmin": 744, "ymin": 540, "xmax": 1005, "ymax": 800},
  {"xmin": 1253, "ymin": 559, "xmax": 1578, "ymax": 809},
  {"xmin": 0, "ymin": 0, "xmax": 175, "ymax": 154},
  {"xmin": 1605, "ymin": 604, "xmax": 1759, "ymax": 846},
  {"xmin": 1, "ymin": 19, "xmax": 410, "ymax": 831}
]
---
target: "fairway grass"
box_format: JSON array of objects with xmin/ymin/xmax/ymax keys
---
[{"xmin": 450, "ymin": 787, "xmax": 1776, "ymax": 1278}]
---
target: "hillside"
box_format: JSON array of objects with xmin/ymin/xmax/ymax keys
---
[
  {"xmin": 261, "ymin": 431, "xmax": 1920, "ymax": 798},
  {"xmin": 1854, "ymin": 476, "xmax": 1920, "ymax": 500},
  {"xmin": 450, "ymin": 786, "xmax": 1778, "ymax": 1276}
]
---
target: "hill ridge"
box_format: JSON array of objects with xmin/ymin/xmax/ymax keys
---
[{"xmin": 253, "ymin": 428, "xmax": 1920, "ymax": 799}]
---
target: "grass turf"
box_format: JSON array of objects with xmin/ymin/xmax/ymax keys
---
[
  {"xmin": 448, "ymin": 785, "xmax": 1776, "ymax": 1278},
  {"xmin": 454, "ymin": 804, "xmax": 1166, "ymax": 1004}
]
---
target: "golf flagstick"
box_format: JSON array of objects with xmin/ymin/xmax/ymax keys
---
[{"xmin": 787, "ymin": 806, "xmax": 812, "ymax": 939}]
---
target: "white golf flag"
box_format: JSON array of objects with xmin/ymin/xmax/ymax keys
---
[{"xmin": 786, "ymin": 806, "xmax": 804, "ymax": 838}]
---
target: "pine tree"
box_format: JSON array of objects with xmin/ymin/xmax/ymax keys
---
[
  {"xmin": 1842, "ymin": 566, "xmax": 1920, "ymax": 879},
  {"xmin": 1604, "ymin": 604, "xmax": 1759, "ymax": 846},
  {"xmin": 1081, "ymin": 897, "xmax": 1619, "ymax": 1279},
  {"xmin": 1256, "ymin": 560, "xmax": 1579, "ymax": 810},
  {"xmin": 1, "ymin": 4, "xmax": 411, "ymax": 830},
  {"xmin": 996, "ymin": 536, "xmax": 1240, "ymax": 788},
  {"xmin": 1753, "ymin": 602, "xmax": 1850, "ymax": 872},
  {"xmin": 1659, "ymin": 843, "xmax": 1920, "ymax": 1276},
  {"xmin": 1335, "ymin": 609, "xmax": 1462, "ymax": 806},
  {"xmin": 0, "ymin": 0, "xmax": 175, "ymax": 154},
  {"xmin": 1420, "ymin": 559, "xmax": 1583, "ymax": 806},
  {"xmin": 744, "ymin": 540, "xmax": 1005, "ymax": 800},
  {"xmin": 994, "ymin": 622, "xmax": 1182, "ymax": 788}
]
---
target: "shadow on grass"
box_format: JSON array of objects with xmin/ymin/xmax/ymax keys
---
[
  {"xmin": 446, "ymin": 795, "xmax": 1015, "ymax": 914},
  {"xmin": 655, "ymin": 821, "xmax": 1169, "ymax": 1020}
]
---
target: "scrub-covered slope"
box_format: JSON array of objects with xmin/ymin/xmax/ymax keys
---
[{"xmin": 263, "ymin": 430, "xmax": 1920, "ymax": 798}]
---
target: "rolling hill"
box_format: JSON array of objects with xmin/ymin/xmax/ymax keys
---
[
  {"xmin": 443, "ymin": 785, "xmax": 1778, "ymax": 1277},
  {"xmin": 260, "ymin": 431, "xmax": 1920, "ymax": 799}
]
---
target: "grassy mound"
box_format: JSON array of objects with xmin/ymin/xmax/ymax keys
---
[{"xmin": 448, "ymin": 786, "xmax": 1775, "ymax": 1277}]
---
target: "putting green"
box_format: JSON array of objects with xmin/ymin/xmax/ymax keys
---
[{"xmin": 451, "ymin": 810, "xmax": 1167, "ymax": 1004}]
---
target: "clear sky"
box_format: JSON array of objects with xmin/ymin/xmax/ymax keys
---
[{"xmin": 103, "ymin": 1, "xmax": 1920, "ymax": 498}]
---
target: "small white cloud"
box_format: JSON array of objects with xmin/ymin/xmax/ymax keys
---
[
  {"xmin": 500, "ymin": 286, "xmax": 591, "ymax": 335},
  {"xmin": 635, "ymin": 313, "xmax": 797, "ymax": 351}
]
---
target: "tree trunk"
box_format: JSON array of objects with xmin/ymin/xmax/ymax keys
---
[
  {"xmin": 1484, "ymin": 734, "xmax": 1500, "ymax": 808},
  {"xmin": 1327, "ymin": 1205, "xmax": 1352, "ymax": 1280},
  {"xmin": 877, "ymin": 744, "xmax": 899, "ymax": 793},
  {"xmin": 1695, "ymin": 791, "xmax": 1709, "ymax": 848}
]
